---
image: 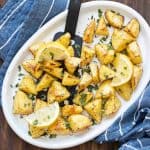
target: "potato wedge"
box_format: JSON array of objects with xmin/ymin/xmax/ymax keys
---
[
  {"xmin": 66, "ymin": 46, "xmax": 74, "ymax": 57},
  {"xmin": 41, "ymin": 60, "xmax": 61, "ymax": 69},
  {"xmin": 34, "ymin": 99, "xmax": 48, "ymax": 112}
]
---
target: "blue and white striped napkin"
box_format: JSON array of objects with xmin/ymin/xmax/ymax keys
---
[{"xmin": 0, "ymin": 1, "xmax": 150, "ymax": 150}]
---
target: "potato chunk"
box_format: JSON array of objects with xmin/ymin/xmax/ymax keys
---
[
  {"xmin": 112, "ymin": 29, "xmax": 134, "ymax": 52},
  {"xmin": 19, "ymin": 75, "xmax": 37, "ymax": 95},
  {"xmin": 127, "ymin": 41, "xmax": 142, "ymax": 64},
  {"xmin": 13, "ymin": 91, "xmax": 33, "ymax": 115},
  {"xmin": 84, "ymin": 99, "xmax": 102, "ymax": 122},
  {"xmin": 68, "ymin": 114, "xmax": 92, "ymax": 132},
  {"xmin": 95, "ymin": 44, "xmax": 115, "ymax": 64},
  {"xmin": 41, "ymin": 60, "xmax": 61, "ymax": 69},
  {"xmin": 34, "ymin": 99, "xmax": 48, "ymax": 112},
  {"xmin": 83, "ymin": 20, "xmax": 96, "ymax": 43},
  {"xmin": 124, "ymin": 18, "xmax": 140, "ymax": 38},
  {"xmin": 96, "ymin": 16, "xmax": 109, "ymax": 36},
  {"xmin": 66, "ymin": 46, "xmax": 74, "ymax": 57},
  {"xmin": 47, "ymin": 81, "xmax": 70, "ymax": 103},
  {"xmin": 62, "ymin": 105, "xmax": 83, "ymax": 117},
  {"xmin": 105, "ymin": 10, "xmax": 124, "ymax": 28}
]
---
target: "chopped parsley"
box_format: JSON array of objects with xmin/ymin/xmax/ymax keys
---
[
  {"xmin": 99, "ymin": 36, "xmax": 108, "ymax": 43},
  {"xmin": 49, "ymin": 134, "xmax": 57, "ymax": 138},
  {"xmin": 18, "ymin": 73, "xmax": 24, "ymax": 77},
  {"xmin": 107, "ymin": 41, "xmax": 113, "ymax": 50},
  {"xmin": 28, "ymin": 131, "xmax": 31, "ymax": 136},
  {"xmin": 91, "ymin": 15, "xmax": 94, "ymax": 20},
  {"xmin": 124, "ymin": 66, "xmax": 127, "ymax": 70},
  {"xmin": 98, "ymin": 9, "xmax": 103, "ymax": 18},
  {"xmin": 47, "ymin": 115, "xmax": 50, "ymax": 119},
  {"xmin": 80, "ymin": 93, "xmax": 87, "ymax": 106},
  {"xmin": 28, "ymin": 94, "xmax": 36, "ymax": 101},
  {"xmin": 82, "ymin": 66, "xmax": 90, "ymax": 74},
  {"xmin": 15, "ymin": 83, "xmax": 19, "ymax": 87},
  {"xmin": 65, "ymin": 121, "xmax": 70, "ymax": 129},
  {"xmin": 33, "ymin": 119, "xmax": 38, "ymax": 125},
  {"xmin": 88, "ymin": 85, "xmax": 98, "ymax": 92},
  {"xmin": 18, "ymin": 65, "xmax": 21, "ymax": 72},
  {"xmin": 10, "ymin": 84, "xmax": 13, "ymax": 88},
  {"xmin": 49, "ymin": 52, "xmax": 54, "ymax": 59}
]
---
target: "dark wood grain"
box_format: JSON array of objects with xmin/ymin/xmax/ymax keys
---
[{"xmin": 0, "ymin": 0, "xmax": 149, "ymax": 150}]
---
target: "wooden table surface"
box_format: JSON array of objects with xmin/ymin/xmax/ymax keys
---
[{"xmin": 0, "ymin": 0, "xmax": 149, "ymax": 150}]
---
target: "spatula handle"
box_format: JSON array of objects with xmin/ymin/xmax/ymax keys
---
[{"xmin": 65, "ymin": 0, "xmax": 81, "ymax": 37}]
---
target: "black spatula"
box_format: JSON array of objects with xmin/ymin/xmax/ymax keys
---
[{"xmin": 53, "ymin": 0, "xmax": 82, "ymax": 57}]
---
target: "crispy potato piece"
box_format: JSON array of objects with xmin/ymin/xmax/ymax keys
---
[
  {"xmin": 22, "ymin": 59, "xmax": 43, "ymax": 79},
  {"xmin": 83, "ymin": 20, "xmax": 96, "ymax": 43},
  {"xmin": 66, "ymin": 46, "xmax": 74, "ymax": 57},
  {"xmin": 62, "ymin": 105, "xmax": 83, "ymax": 117},
  {"xmin": 19, "ymin": 75, "xmax": 37, "ymax": 95},
  {"xmin": 80, "ymin": 46, "xmax": 95, "ymax": 67},
  {"xmin": 104, "ymin": 96, "xmax": 121, "ymax": 116},
  {"xmin": 47, "ymin": 117, "xmax": 71, "ymax": 135},
  {"xmin": 73, "ymin": 92, "xmax": 93, "ymax": 106},
  {"xmin": 47, "ymin": 81, "xmax": 70, "ymax": 103},
  {"xmin": 124, "ymin": 18, "xmax": 140, "ymax": 38},
  {"xmin": 95, "ymin": 80, "xmax": 115, "ymax": 99},
  {"xmin": 89, "ymin": 62, "xmax": 100, "ymax": 83},
  {"xmin": 41, "ymin": 60, "xmax": 61, "ymax": 69},
  {"xmin": 13, "ymin": 91, "xmax": 33, "ymax": 115},
  {"xmin": 127, "ymin": 41, "xmax": 142, "ymax": 64},
  {"xmin": 96, "ymin": 16, "xmax": 109, "ymax": 36},
  {"xmin": 78, "ymin": 72, "xmax": 92, "ymax": 91},
  {"xmin": 62, "ymin": 72, "xmax": 80, "ymax": 86},
  {"xmin": 131, "ymin": 65, "xmax": 143, "ymax": 90},
  {"xmin": 112, "ymin": 29, "xmax": 134, "ymax": 52},
  {"xmin": 84, "ymin": 99, "xmax": 102, "ymax": 122},
  {"xmin": 64, "ymin": 57, "xmax": 81, "ymax": 74},
  {"xmin": 36, "ymin": 74, "xmax": 54, "ymax": 92},
  {"xmin": 99, "ymin": 65, "xmax": 115, "ymax": 81},
  {"xmin": 115, "ymin": 82, "xmax": 132, "ymax": 100},
  {"xmin": 95, "ymin": 44, "xmax": 115, "ymax": 64},
  {"xmin": 34, "ymin": 99, "xmax": 48, "ymax": 112},
  {"xmin": 68, "ymin": 114, "xmax": 92, "ymax": 132},
  {"xmin": 56, "ymin": 32, "xmax": 71, "ymax": 47}
]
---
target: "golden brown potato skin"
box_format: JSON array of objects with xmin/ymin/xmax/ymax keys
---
[{"xmin": 34, "ymin": 99, "xmax": 48, "ymax": 112}]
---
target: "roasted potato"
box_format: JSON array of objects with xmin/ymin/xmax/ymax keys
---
[
  {"xmin": 105, "ymin": 10, "xmax": 124, "ymax": 28},
  {"xmin": 83, "ymin": 20, "xmax": 96, "ymax": 43},
  {"xmin": 84, "ymin": 99, "xmax": 102, "ymax": 122},
  {"xmin": 99, "ymin": 65, "xmax": 115, "ymax": 81},
  {"xmin": 115, "ymin": 82, "xmax": 132, "ymax": 100},
  {"xmin": 66, "ymin": 46, "xmax": 74, "ymax": 57},
  {"xmin": 36, "ymin": 74, "xmax": 54, "ymax": 92},
  {"xmin": 95, "ymin": 80, "xmax": 115, "ymax": 99},
  {"xmin": 124, "ymin": 18, "xmax": 140, "ymax": 38},
  {"xmin": 62, "ymin": 105, "xmax": 83, "ymax": 117},
  {"xmin": 47, "ymin": 81, "xmax": 70, "ymax": 103},
  {"xmin": 13, "ymin": 90, "xmax": 33, "ymax": 115},
  {"xmin": 64, "ymin": 57, "xmax": 81, "ymax": 74},
  {"xmin": 19, "ymin": 75, "xmax": 37, "ymax": 95},
  {"xmin": 80, "ymin": 46, "xmax": 95, "ymax": 67},
  {"xmin": 96, "ymin": 16, "xmax": 109, "ymax": 36},
  {"xmin": 68, "ymin": 114, "xmax": 92, "ymax": 132},
  {"xmin": 78, "ymin": 72, "xmax": 92, "ymax": 91},
  {"xmin": 47, "ymin": 117, "xmax": 71, "ymax": 135},
  {"xmin": 95, "ymin": 44, "xmax": 115, "ymax": 64},
  {"xmin": 41, "ymin": 60, "xmax": 61, "ymax": 69},
  {"xmin": 131, "ymin": 65, "xmax": 143, "ymax": 90},
  {"xmin": 127, "ymin": 41, "xmax": 142, "ymax": 64},
  {"xmin": 34, "ymin": 99, "xmax": 48, "ymax": 112},
  {"xmin": 89, "ymin": 62, "xmax": 100, "ymax": 83},
  {"xmin": 111, "ymin": 29, "xmax": 134, "ymax": 52},
  {"xmin": 22, "ymin": 59, "xmax": 43, "ymax": 79}
]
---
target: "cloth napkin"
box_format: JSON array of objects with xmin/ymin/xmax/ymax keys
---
[{"xmin": 0, "ymin": 0, "xmax": 150, "ymax": 150}]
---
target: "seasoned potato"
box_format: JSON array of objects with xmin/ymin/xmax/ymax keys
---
[
  {"xmin": 131, "ymin": 65, "xmax": 143, "ymax": 90},
  {"xmin": 115, "ymin": 82, "xmax": 132, "ymax": 100},
  {"xmin": 112, "ymin": 29, "xmax": 134, "ymax": 52},
  {"xmin": 89, "ymin": 62, "xmax": 99, "ymax": 83},
  {"xmin": 47, "ymin": 117, "xmax": 71, "ymax": 135},
  {"xmin": 84, "ymin": 99, "xmax": 102, "ymax": 122},
  {"xmin": 95, "ymin": 44, "xmax": 115, "ymax": 64},
  {"xmin": 47, "ymin": 81, "xmax": 70, "ymax": 103},
  {"xmin": 104, "ymin": 96, "xmax": 121, "ymax": 116},
  {"xmin": 56, "ymin": 32, "xmax": 71, "ymax": 47},
  {"xmin": 36, "ymin": 74, "xmax": 53, "ymax": 92},
  {"xmin": 73, "ymin": 92, "xmax": 93, "ymax": 106},
  {"xmin": 96, "ymin": 16, "xmax": 109, "ymax": 36},
  {"xmin": 83, "ymin": 20, "xmax": 96, "ymax": 43},
  {"xmin": 66, "ymin": 46, "xmax": 74, "ymax": 57},
  {"xmin": 80, "ymin": 46, "xmax": 95, "ymax": 67},
  {"xmin": 95, "ymin": 80, "xmax": 115, "ymax": 99},
  {"xmin": 22, "ymin": 59, "xmax": 43, "ymax": 79},
  {"xmin": 78, "ymin": 72, "xmax": 92, "ymax": 91},
  {"xmin": 124, "ymin": 18, "xmax": 140, "ymax": 38},
  {"xmin": 68, "ymin": 114, "xmax": 92, "ymax": 132},
  {"xmin": 41, "ymin": 60, "xmax": 61, "ymax": 69},
  {"xmin": 64, "ymin": 57, "xmax": 81, "ymax": 74},
  {"xmin": 19, "ymin": 75, "xmax": 37, "ymax": 95},
  {"xmin": 13, "ymin": 90, "xmax": 33, "ymax": 115},
  {"xmin": 105, "ymin": 10, "xmax": 124, "ymax": 28},
  {"xmin": 62, "ymin": 105, "xmax": 83, "ymax": 117},
  {"xmin": 34, "ymin": 99, "xmax": 48, "ymax": 112},
  {"xmin": 127, "ymin": 41, "xmax": 142, "ymax": 64},
  {"xmin": 99, "ymin": 65, "xmax": 115, "ymax": 81},
  {"xmin": 62, "ymin": 72, "xmax": 80, "ymax": 86}
]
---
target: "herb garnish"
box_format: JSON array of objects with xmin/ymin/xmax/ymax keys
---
[
  {"xmin": 28, "ymin": 94, "xmax": 36, "ymax": 101},
  {"xmin": 80, "ymin": 93, "xmax": 87, "ymax": 106},
  {"xmin": 33, "ymin": 119, "xmax": 38, "ymax": 125},
  {"xmin": 98, "ymin": 9, "xmax": 103, "ymax": 18},
  {"xmin": 49, "ymin": 134, "xmax": 57, "ymax": 138},
  {"xmin": 99, "ymin": 36, "xmax": 108, "ymax": 43},
  {"xmin": 88, "ymin": 85, "xmax": 98, "ymax": 92},
  {"xmin": 18, "ymin": 65, "xmax": 21, "ymax": 72},
  {"xmin": 18, "ymin": 73, "xmax": 24, "ymax": 77},
  {"xmin": 49, "ymin": 52, "xmax": 54, "ymax": 59}
]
